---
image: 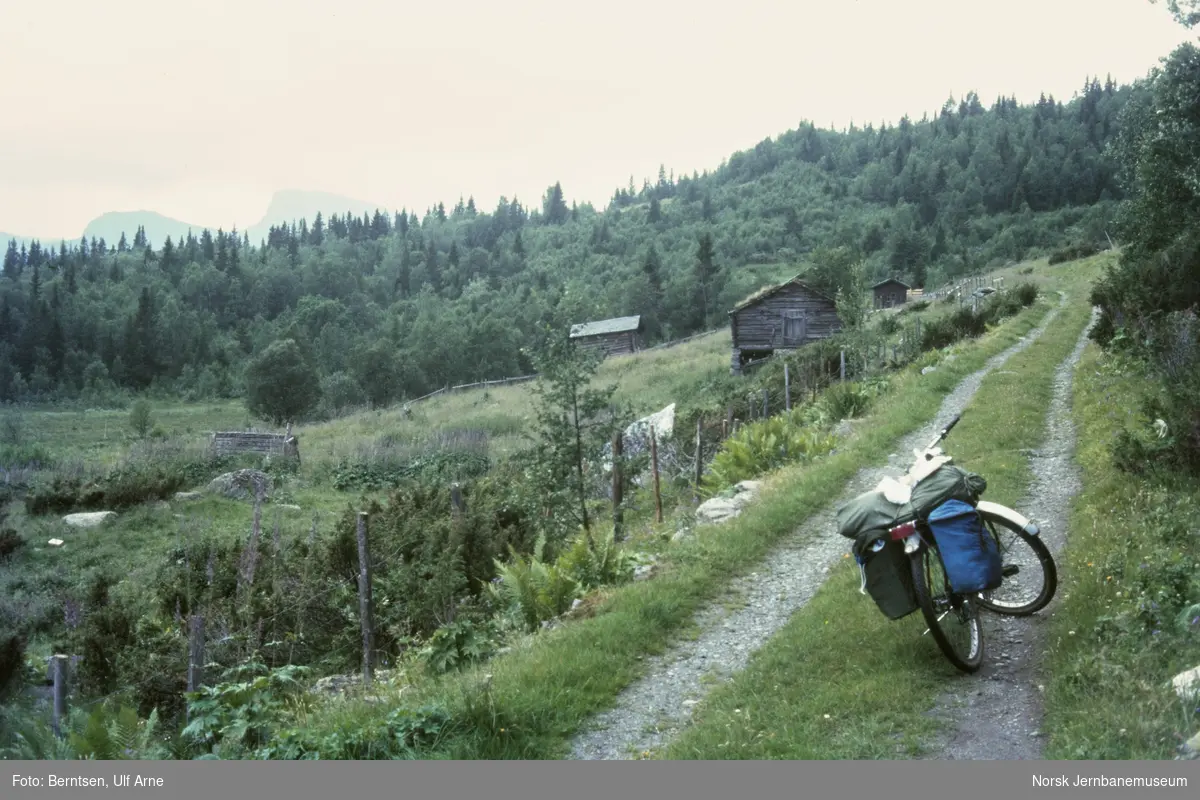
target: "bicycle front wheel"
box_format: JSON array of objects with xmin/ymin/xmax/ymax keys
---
[
  {"xmin": 975, "ymin": 510, "xmax": 1057, "ymax": 616},
  {"xmin": 910, "ymin": 546, "xmax": 984, "ymax": 674}
]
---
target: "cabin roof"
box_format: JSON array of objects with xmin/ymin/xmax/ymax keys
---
[
  {"xmin": 872, "ymin": 278, "xmax": 911, "ymax": 290},
  {"xmin": 728, "ymin": 273, "xmax": 836, "ymax": 315},
  {"xmin": 569, "ymin": 315, "xmax": 642, "ymax": 338}
]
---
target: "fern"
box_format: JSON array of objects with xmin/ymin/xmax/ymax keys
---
[
  {"xmin": 486, "ymin": 534, "xmax": 580, "ymax": 631},
  {"xmin": 706, "ymin": 414, "xmax": 837, "ymax": 492}
]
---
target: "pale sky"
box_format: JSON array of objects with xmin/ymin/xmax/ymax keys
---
[{"xmin": 0, "ymin": 0, "xmax": 1192, "ymax": 238}]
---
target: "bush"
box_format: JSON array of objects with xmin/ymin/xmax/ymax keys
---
[
  {"xmin": 1109, "ymin": 311, "xmax": 1200, "ymax": 476},
  {"xmin": 0, "ymin": 634, "xmax": 24, "ymax": 702},
  {"xmin": 1048, "ymin": 242, "xmax": 1100, "ymax": 265},
  {"xmin": 0, "ymin": 529, "xmax": 24, "ymax": 562},
  {"xmin": 421, "ymin": 618, "xmax": 500, "ymax": 675},
  {"xmin": 819, "ymin": 381, "xmax": 874, "ymax": 421},
  {"xmin": 25, "ymin": 439, "xmax": 223, "ymax": 515},
  {"xmin": 876, "ymin": 316, "xmax": 901, "ymax": 336},
  {"xmin": 332, "ymin": 430, "xmax": 490, "ymax": 491},
  {"xmin": 129, "ymin": 400, "xmax": 153, "ymax": 438},
  {"xmin": 1013, "ymin": 281, "xmax": 1039, "ymax": 306},
  {"xmin": 706, "ymin": 412, "xmax": 837, "ymax": 491}
]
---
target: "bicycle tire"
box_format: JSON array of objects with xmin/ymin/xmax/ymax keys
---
[
  {"xmin": 910, "ymin": 545, "xmax": 984, "ymax": 674},
  {"xmin": 974, "ymin": 510, "xmax": 1057, "ymax": 616}
]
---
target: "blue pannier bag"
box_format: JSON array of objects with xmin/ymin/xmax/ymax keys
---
[{"xmin": 926, "ymin": 499, "xmax": 1002, "ymax": 594}]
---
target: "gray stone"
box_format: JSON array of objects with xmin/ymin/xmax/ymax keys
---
[
  {"xmin": 174, "ymin": 491, "xmax": 203, "ymax": 501},
  {"xmin": 206, "ymin": 469, "xmax": 272, "ymax": 501},
  {"xmin": 1171, "ymin": 665, "xmax": 1200, "ymax": 701},
  {"xmin": 62, "ymin": 511, "xmax": 116, "ymax": 528}
]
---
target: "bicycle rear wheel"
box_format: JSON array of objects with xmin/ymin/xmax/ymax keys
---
[
  {"xmin": 910, "ymin": 545, "xmax": 984, "ymax": 673},
  {"xmin": 974, "ymin": 511, "xmax": 1057, "ymax": 616}
]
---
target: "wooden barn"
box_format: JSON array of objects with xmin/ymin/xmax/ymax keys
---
[
  {"xmin": 569, "ymin": 314, "xmax": 644, "ymax": 358},
  {"xmin": 728, "ymin": 275, "xmax": 842, "ymax": 375},
  {"xmin": 872, "ymin": 278, "xmax": 910, "ymax": 309}
]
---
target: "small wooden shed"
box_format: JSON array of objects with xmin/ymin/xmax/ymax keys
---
[
  {"xmin": 569, "ymin": 314, "xmax": 644, "ymax": 358},
  {"xmin": 728, "ymin": 275, "xmax": 842, "ymax": 375},
  {"xmin": 872, "ymin": 278, "xmax": 910, "ymax": 309}
]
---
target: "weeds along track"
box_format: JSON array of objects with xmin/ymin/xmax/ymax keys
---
[
  {"xmin": 920, "ymin": 305, "xmax": 1098, "ymax": 760},
  {"xmin": 568, "ymin": 294, "xmax": 1068, "ymax": 760}
]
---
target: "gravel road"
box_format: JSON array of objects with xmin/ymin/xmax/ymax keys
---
[
  {"xmin": 921, "ymin": 305, "xmax": 1097, "ymax": 760},
  {"xmin": 567, "ymin": 295, "xmax": 1068, "ymax": 760}
]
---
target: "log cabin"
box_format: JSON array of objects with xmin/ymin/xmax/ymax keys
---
[
  {"xmin": 728, "ymin": 275, "xmax": 842, "ymax": 375},
  {"xmin": 569, "ymin": 315, "xmax": 644, "ymax": 358}
]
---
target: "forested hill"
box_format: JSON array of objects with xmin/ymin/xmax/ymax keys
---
[{"xmin": 0, "ymin": 77, "xmax": 1135, "ymax": 409}]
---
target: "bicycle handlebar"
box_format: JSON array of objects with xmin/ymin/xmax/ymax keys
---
[{"xmin": 924, "ymin": 413, "xmax": 961, "ymax": 454}]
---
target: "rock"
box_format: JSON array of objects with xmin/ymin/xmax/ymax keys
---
[
  {"xmin": 633, "ymin": 564, "xmax": 656, "ymax": 581},
  {"xmin": 1170, "ymin": 665, "xmax": 1200, "ymax": 701},
  {"xmin": 921, "ymin": 366, "xmax": 937, "ymax": 375},
  {"xmin": 733, "ymin": 480, "xmax": 762, "ymax": 496},
  {"xmin": 671, "ymin": 527, "xmax": 693, "ymax": 543},
  {"xmin": 1179, "ymin": 731, "xmax": 1200, "ymax": 760},
  {"xmin": 47, "ymin": 538, "xmax": 64, "ymax": 547},
  {"xmin": 310, "ymin": 670, "xmax": 397, "ymax": 697},
  {"xmin": 277, "ymin": 504, "xmax": 302, "ymax": 512},
  {"xmin": 602, "ymin": 403, "xmax": 676, "ymax": 473},
  {"xmin": 695, "ymin": 497, "xmax": 744, "ymax": 525},
  {"xmin": 174, "ymin": 491, "xmax": 203, "ymax": 501},
  {"xmin": 571, "ymin": 598, "xmax": 583, "ymax": 611},
  {"xmin": 832, "ymin": 418, "xmax": 860, "ymax": 439},
  {"xmin": 206, "ymin": 469, "xmax": 272, "ymax": 501},
  {"xmin": 62, "ymin": 511, "xmax": 116, "ymax": 528}
]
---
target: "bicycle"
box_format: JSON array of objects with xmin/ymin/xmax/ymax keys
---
[{"xmin": 837, "ymin": 413, "xmax": 1058, "ymax": 673}]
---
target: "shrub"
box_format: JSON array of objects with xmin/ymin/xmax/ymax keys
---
[
  {"xmin": 128, "ymin": 400, "xmax": 153, "ymax": 438},
  {"xmin": 0, "ymin": 529, "xmax": 24, "ymax": 562},
  {"xmin": 819, "ymin": 381, "xmax": 874, "ymax": 421},
  {"xmin": 421, "ymin": 618, "xmax": 500, "ymax": 675},
  {"xmin": 1109, "ymin": 311, "xmax": 1200, "ymax": 476},
  {"xmin": 876, "ymin": 316, "xmax": 901, "ymax": 336},
  {"xmin": 706, "ymin": 412, "xmax": 837, "ymax": 491},
  {"xmin": 1013, "ymin": 281, "xmax": 1040, "ymax": 306},
  {"xmin": 332, "ymin": 430, "xmax": 491, "ymax": 491},
  {"xmin": 25, "ymin": 439, "xmax": 222, "ymax": 515},
  {"xmin": 1048, "ymin": 242, "xmax": 1100, "ymax": 265},
  {"xmin": 0, "ymin": 634, "xmax": 24, "ymax": 702}
]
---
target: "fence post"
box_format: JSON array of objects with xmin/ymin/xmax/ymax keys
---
[
  {"xmin": 693, "ymin": 417, "xmax": 703, "ymax": 504},
  {"xmin": 611, "ymin": 431, "xmax": 624, "ymax": 541},
  {"xmin": 761, "ymin": 388, "xmax": 768, "ymax": 417},
  {"xmin": 187, "ymin": 615, "xmax": 205, "ymax": 720},
  {"xmin": 915, "ymin": 317, "xmax": 921, "ymax": 347},
  {"xmin": 784, "ymin": 363, "xmax": 791, "ymax": 411},
  {"xmin": 840, "ymin": 350, "xmax": 846, "ymax": 382},
  {"xmin": 51, "ymin": 654, "xmax": 68, "ymax": 738},
  {"xmin": 356, "ymin": 512, "xmax": 374, "ymax": 687},
  {"xmin": 649, "ymin": 424, "xmax": 663, "ymax": 524},
  {"xmin": 724, "ymin": 405, "xmax": 733, "ymax": 436},
  {"xmin": 450, "ymin": 483, "xmax": 465, "ymax": 514}
]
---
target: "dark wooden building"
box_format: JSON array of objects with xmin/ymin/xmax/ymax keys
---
[
  {"xmin": 569, "ymin": 315, "xmax": 644, "ymax": 358},
  {"xmin": 872, "ymin": 278, "xmax": 910, "ymax": 309},
  {"xmin": 728, "ymin": 275, "xmax": 842, "ymax": 375}
]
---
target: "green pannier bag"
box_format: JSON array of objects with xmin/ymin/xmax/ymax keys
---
[
  {"xmin": 836, "ymin": 463, "xmax": 988, "ymax": 540},
  {"xmin": 852, "ymin": 530, "xmax": 919, "ymax": 620}
]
